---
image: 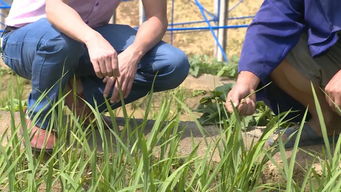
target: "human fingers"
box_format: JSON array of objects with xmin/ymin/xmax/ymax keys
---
[
  {"xmin": 105, "ymin": 55, "xmax": 113, "ymax": 77},
  {"xmin": 225, "ymin": 91, "xmax": 235, "ymax": 113},
  {"xmin": 243, "ymin": 98, "xmax": 256, "ymax": 116},
  {"xmin": 110, "ymin": 79, "xmax": 122, "ymax": 103},
  {"xmin": 91, "ymin": 59, "xmax": 103, "ymax": 78},
  {"xmin": 325, "ymin": 93, "xmax": 335, "ymax": 109},
  {"xmin": 324, "ymin": 87, "xmax": 341, "ymax": 113},
  {"xmin": 237, "ymin": 99, "xmax": 247, "ymax": 116},
  {"xmin": 335, "ymin": 95, "xmax": 341, "ymax": 110},
  {"xmin": 98, "ymin": 57, "xmax": 109, "ymax": 78},
  {"xmin": 116, "ymin": 75, "xmax": 128, "ymax": 100},
  {"xmin": 103, "ymin": 77, "xmax": 109, "ymax": 83},
  {"xmin": 103, "ymin": 77, "xmax": 115, "ymax": 98},
  {"xmin": 237, "ymin": 95, "xmax": 256, "ymax": 116},
  {"xmin": 328, "ymin": 94, "xmax": 341, "ymax": 115},
  {"xmin": 324, "ymin": 71, "xmax": 341, "ymax": 114},
  {"xmin": 225, "ymin": 89, "xmax": 239, "ymax": 113},
  {"xmin": 111, "ymin": 54, "xmax": 120, "ymax": 77},
  {"xmin": 124, "ymin": 78, "xmax": 134, "ymax": 98},
  {"xmin": 334, "ymin": 96, "xmax": 341, "ymax": 115},
  {"xmin": 324, "ymin": 82, "xmax": 335, "ymax": 109},
  {"xmin": 120, "ymin": 75, "xmax": 134, "ymax": 99}
]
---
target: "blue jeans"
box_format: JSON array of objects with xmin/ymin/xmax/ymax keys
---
[{"xmin": 1, "ymin": 18, "xmax": 189, "ymax": 129}]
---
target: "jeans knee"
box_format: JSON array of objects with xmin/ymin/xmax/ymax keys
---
[{"xmin": 164, "ymin": 49, "xmax": 189, "ymax": 89}]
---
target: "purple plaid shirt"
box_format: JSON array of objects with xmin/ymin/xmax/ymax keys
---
[{"xmin": 6, "ymin": 0, "xmax": 120, "ymax": 28}]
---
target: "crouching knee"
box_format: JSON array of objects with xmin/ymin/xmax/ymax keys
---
[{"xmin": 161, "ymin": 48, "xmax": 190, "ymax": 90}]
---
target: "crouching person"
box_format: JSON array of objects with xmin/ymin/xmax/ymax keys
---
[
  {"xmin": 1, "ymin": 0, "xmax": 189, "ymax": 152},
  {"xmin": 225, "ymin": 0, "xmax": 340, "ymax": 148}
]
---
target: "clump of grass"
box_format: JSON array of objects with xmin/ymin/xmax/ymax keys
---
[
  {"xmin": 267, "ymin": 84, "xmax": 341, "ymax": 191},
  {"xmin": 0, "ymin": 74, "xmax": 340, "ymax": 191},
  {"xmin": 0, "ymin": 75, "xmax": 27, "ymax": 111}
]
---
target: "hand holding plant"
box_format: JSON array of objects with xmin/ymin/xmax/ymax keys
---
[
  {"xmin": 324, "ymin": 69, "xmax": 341, "ymax": 115},
  {"xmin": 103, "ymin": 46, "xmax": 139, "ymax": 103},
  {"xmin": 225, "ymin": 71, "xmax": 260, "ymax": 116}
]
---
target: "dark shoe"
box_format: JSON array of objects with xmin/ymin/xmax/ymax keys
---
[
  {"xmin": 84, "ymin": 114, "xmax": 114, "ymax": 130},
  {"xmin": 268, "ymin": 124, "xmax": 340, "ymax": 148},
  {"xmin": 102, "ymin": 115, "xmax": 113, "ymax": 129},
  {"xmin": 31, "ymin": 146, "xmax": 53, "ymax": 154}
]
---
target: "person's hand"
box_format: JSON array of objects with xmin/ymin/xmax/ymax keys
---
[
  {"xmin": 85, "ymin": 32, "xmax": 119, "ymax": 78},
  {"xmin": 225, "ymin": 83, "xmax": 257, "ymax": 116},
  {"xmin": 103, "ymin": 46, "xmax": 140, "ymax": 103},
  {"xmin": 325, "ymin": 70, "xmax": 341, "ymax": 115},
  {"xmin": 225, "ymin": 71, "xmax": 260, "ymax": 116}
]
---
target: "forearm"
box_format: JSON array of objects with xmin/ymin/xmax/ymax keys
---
[
  {"xmin": 46, "ymin": 0, "xmax": 119, "ymax": 78},
  {"xmin": 128, "ymin": 16, "xmax": 167, "ymax": 61},
  {"xmin": 45, "ymin": 0, "xmax": 99, "ymax": 44},
  {"xmin": 237, "ymin": 71, "xmax": 261, "ymax": 90},
  {"xmin": 127, "ymin": 0, "xmax": 167, "ymax": 62}
]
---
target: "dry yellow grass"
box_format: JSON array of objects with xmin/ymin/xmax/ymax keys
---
[{"xmin": 116, "ymin": 0, "xmax": 263, "ymax": 59}]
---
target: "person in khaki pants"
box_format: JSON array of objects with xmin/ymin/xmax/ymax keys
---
[
  {"xmin": 225, "ymin": 0, "xmax": 341, "ymax": 148},
  {"xmin": 2, "ymin": 0, "xmax": 189, "ymax": 152}
]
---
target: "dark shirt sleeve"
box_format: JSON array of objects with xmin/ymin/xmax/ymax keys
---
[{"xmin": 238, "ymin": 0, "xmax": 305, "ymax": 83}]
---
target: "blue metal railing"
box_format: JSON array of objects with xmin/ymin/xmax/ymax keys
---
[{"xmin": 0, "ymin": 0, "xmax": 254, "ymax": 60}]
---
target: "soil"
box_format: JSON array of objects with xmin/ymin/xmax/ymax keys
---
[{"xmin": 115, "ymin": 0, "xmax": 263, "ymax": 58}]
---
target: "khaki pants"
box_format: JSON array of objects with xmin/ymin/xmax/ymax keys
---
[{"xmin": 287, "ymin": 33, "xmax": 341, "ymax": 87}]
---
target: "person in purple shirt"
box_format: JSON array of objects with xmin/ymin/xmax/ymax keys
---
[
  {"xmin": 225, "ymin": 0, "xmax": 341, "ymax": 147},
  {"xmin": 1, "ymin": 0, "xmax": 189, "ymax": 152}
]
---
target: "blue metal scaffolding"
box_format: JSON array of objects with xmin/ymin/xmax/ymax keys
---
[
  {"xmin": 166, "ymin": 0, "xmax": 254, "ymax": 62},
  {"xmin": 0, "ymin": 0, "xmax": 10, "ymax": 30}
]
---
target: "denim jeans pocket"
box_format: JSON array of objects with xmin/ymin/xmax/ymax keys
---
[{"xmin": 2, "ymin": 41, "xmax": 31, "ymax": 79}]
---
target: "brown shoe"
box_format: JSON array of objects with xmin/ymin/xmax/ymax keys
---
[{"xmin": 27, "ymin": 119, "xmax": 56, "ymax": 153}]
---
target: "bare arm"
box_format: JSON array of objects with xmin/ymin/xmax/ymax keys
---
[
  {"xmin": 45, "ymin": 0, "xmax": 95, "ymax": 43},
  {"xmin": 127, "ymin": 0, "xmax": 168, "ymax": 60},
  {"xmin": 45, "ymin": 0, "xmax": 119, "ymax": 78}
]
